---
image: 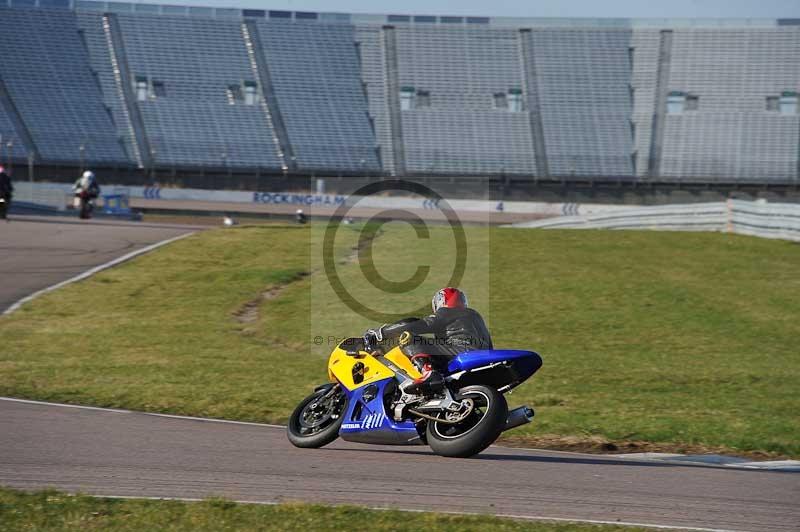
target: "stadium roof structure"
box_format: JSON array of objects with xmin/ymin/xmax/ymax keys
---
[{"xmin": 2, "ymin": 0, "xmax": 797, "ymax": 27}]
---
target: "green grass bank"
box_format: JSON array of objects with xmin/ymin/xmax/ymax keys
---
[
  {"xmin": 0, "ymin": 488, "xmax": 647, "ymax": 532},
  {"xmin": 1, "ymin": 223, "xmax": 797, "ymax": 457}
]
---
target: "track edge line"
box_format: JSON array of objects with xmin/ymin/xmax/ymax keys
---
[
  {"xmin": 42, "ymin": 492, "xmax": 739, "ymax": 532},
  {"xmin": 2, "ymin": 231, "xmax": 196, "ymax": 315},
  {"xmin": 0, "ymin": 396, "xmax": 283, "ymax": 428}
]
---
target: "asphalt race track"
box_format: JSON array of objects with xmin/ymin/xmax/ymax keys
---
[
  {"xmin": 1, "ymin": 215, "xmax": 798, "ymax": 531},
  {"xmin": 0, "ymin": 399, "xmax": 798, "ymax": 532},
  {"xmin": 0, "ymin": 215, "xmax": 199, "ymax": 313}
]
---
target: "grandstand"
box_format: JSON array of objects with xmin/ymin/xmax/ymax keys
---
[
  {"xmin": 0, "ymin": 0, "xmax": 798, "ymax": 196},
  {"xmin": 0, "ymin": 7, "xmax": 127, "ymax": 164}
]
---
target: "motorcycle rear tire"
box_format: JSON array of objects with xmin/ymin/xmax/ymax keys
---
[
  {"xmin": 287, "ymin": 386, "xmax": 346, "ymax": 449},
  {"xmin": 426, "ymin": 385, "xmax": 507, "ymax": 458}
]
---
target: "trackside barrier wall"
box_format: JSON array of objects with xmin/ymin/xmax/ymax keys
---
[
  {"xmin": 16, "ymin": 181, "xmax": 800, "ymax": 242},
  {"xmin": 509, "ymin": 199, "xmax": 800, "ymax": 242},
  {"xmin": 18, "ymin": 181, "xmax": 634, "ymax": 217},
  {"xmin": 11, "ymin": 182, "xmax": 70, "ymax": 211},
  {"xmin": 728, "ymin": 199, "xmax": 800, "ymax": 242}
]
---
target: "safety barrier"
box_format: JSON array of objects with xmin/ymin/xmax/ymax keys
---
[
  {"xmin": 20, "ymin": 181, "xmax": 632, "ymax": 217},
  {"xmin": 15, "ymin": 181, "xmax": 800, "ymax": 242},
  {"xmin": 11, "ymin": 182, "xmax": 70, "ymax": 211},
  {"xmin": 509, "ymin": 200, "xmax": 800, "ymax": 243},
  {"xmin": 728, "ymin": 200, "xmax": 800, "ymax": 242}
]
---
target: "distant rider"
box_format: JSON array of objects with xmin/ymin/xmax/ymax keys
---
[
  {"xmin": 0, "ymin": 166, "xmax": 12, "ymax": 221},
  {"xmin": 365, "ymin": 287, "xmax": 493, "ymax": 396},
  {"xmin": 73, "ymin": 170, "xmax": 100, "ymax": 219}
]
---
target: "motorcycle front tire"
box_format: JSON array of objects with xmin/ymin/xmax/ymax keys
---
[{"xmin": 286, "ymin": 386, "xmax": 346, "ymax": 449}]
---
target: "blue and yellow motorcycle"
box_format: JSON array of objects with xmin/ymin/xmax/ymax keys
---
[{"xmin": 287, "ymin": 323, "xmax": 542, "ymax": 457}]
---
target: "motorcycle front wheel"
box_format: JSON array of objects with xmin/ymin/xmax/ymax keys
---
[
  {"xmin": 287, "ymin": 385, "xmax": 347, "ymax": 448},
  {"xmin": 426, "ymin": 385, "xmax": 508, "ymax": 458}
]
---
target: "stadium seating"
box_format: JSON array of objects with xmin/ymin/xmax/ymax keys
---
[
  {"xmin": 0, "ymin": 7, "xmax": 127, "ymax": 164},
  {"xmin": 659, "ymin": 29, "xmax": 800, "ymax": 181},
  {"xmin": 629, "ymin": 28, "xmax": 661, "ymax": 178},
  {"xmin": 256, "ymin": 20, "xmax": 381, "ymax": 173},
  {"xmin": 354, "ymin": 26, "xmax": 396, "ymax": 174},
  {"xmin": 0, "ymin": 105, "xmax": 28, "ymax": 160},
  {"xmin": 77, "ymin": 12, "xmax": 139, "ymax": 165},
  {"xmin": 110, "ymin": 13, "xmax": 284, "ymax": 169},
  {"xmin": 0, "ymin": 3, "xmax": 797, "ymax": 184},
  {"xmin": 392, "ymin": 26, "xmax": 538, "ymax": 175},
  {"xmin": 530, "ymin": 29, "xmax": 635, "ymax": 177}
]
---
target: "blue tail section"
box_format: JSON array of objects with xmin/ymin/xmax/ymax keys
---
[
  {"xmin": 447, "ymin": 350, "xmax": 540, "ymax": 373},
  {"xmin": 446, "ymin": 350, "xmax": 542, "ymax": 391}
]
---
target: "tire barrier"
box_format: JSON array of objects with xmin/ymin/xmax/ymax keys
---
[{"xmin": 509, "ymin": 200, "xmax": 800, "ymax": 243}]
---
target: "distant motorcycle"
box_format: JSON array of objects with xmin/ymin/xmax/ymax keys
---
[
  {"xmin": 287, "ymin": 321, "xmax": 543, "ymax": 458},
  {"xmin": 74, "ymin": 190, "xmax": 94, "ymax": 219},
  {"xmin": 73, "ymin": 171, "xmax": 100, "ymax": 220}
]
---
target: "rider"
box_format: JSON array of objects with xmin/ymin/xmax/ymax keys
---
[
  {"xmin": 74, "ymin": 170, "xmax": 100, "ymax": 197},
  {"xmin": 73, "ymin": 170, "xmax": 100, "ymax": 218},
  {"xmin": 0, "ymin": 166, "xmax": 12, "ymax": 221},
  {"xmin": 366, "ymin": 287, "xmax": 492, "ymax": 396}
]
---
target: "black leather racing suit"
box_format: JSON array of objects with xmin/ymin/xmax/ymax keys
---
[
  {"xmin": 0, "ymin": 172, "xmax": 12, "ymax": 201},
  {"xmin": 381, "ymin": 307, "xmax": 493, "ymax": 369},
  {"xmin": 0, "ymin": 172, "xmax": 12, "ymax": 220}
]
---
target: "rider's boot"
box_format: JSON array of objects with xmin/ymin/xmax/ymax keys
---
[
  {"xmin": 402, "ymin": 371, "xmax": 444, "ymax": 396},
  {"xmin": 401, "ymin": 354, "xmax": 445, "ymax": 396}
]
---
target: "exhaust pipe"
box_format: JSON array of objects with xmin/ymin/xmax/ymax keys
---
[{"xmin": 504, "ymin": 406, "xmax": 535, "ymax": 432}]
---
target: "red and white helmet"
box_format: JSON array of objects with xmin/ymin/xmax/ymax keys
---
[{"xmin": 432, "ymin": 287, "xmax": 468, "ymax": 313}]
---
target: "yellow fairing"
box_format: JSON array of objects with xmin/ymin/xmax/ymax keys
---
[
  {"xmin": 327, "ymin": 343, "xmax": 423, "ymax": 390},
  {"xmin": 384, "ymin": 346, "xmax": 423, "ymax": 380},
  {"xmin": 328, "ymin": 344, "xmax": 396, "ymax": 390}
]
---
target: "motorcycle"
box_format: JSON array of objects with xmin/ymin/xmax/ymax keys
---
[
  {"xmin": 287, "ymin": 321, "xmax": 542, "ymax": 457},
  {"xmin": 0, "ymin": 196, "xmax": 7, "ymax": 220},
  {"xmin": 74, "ymin": 190, "xmax": 94, "ymax": 219}
]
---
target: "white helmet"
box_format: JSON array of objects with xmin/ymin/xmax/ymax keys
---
[{"xmin": 82, "ymin": 170, "xmax": 95, "ymax": 180}]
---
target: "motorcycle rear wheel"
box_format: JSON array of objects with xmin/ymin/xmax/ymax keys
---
[
  {"xmin": 287, "ymin": 385, "xmax": 347, "ymax": 448},
  {"xmin": 426, "ymin": 385, "xmax": 507, "ymax": 458}
]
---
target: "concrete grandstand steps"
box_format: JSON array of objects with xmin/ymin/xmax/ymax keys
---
[
  {"xmin": 0, "ymin": 7, "xmax": 128, "ymax": 165},
  {"xmin": 0, "ymin": 3, "xmax": 797, "ymax": 182}
]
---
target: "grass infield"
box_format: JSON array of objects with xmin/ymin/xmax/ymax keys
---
[
  {"xmin": 0, "ymin": 223, "xmax": 797, "ymax": 457},
  {"xmin": 0, "ymin": 488, "xmax": 647, "ymax": 532}
]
